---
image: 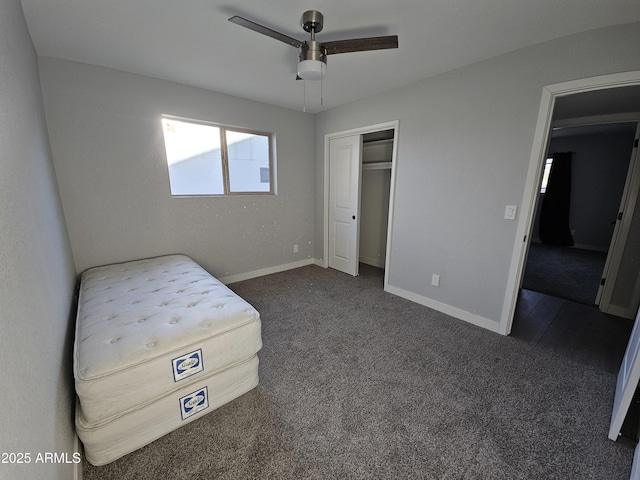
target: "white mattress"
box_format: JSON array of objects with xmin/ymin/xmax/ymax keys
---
[
  {"xmin": 77, "ymin": 354, "xmax": 259, "ymax": 466},
  {"xmin": 74, "ymin": 254, "xmax": 262, "ymax": 423}
]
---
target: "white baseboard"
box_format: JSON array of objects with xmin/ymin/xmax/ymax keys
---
[
  {"xmin": 530, "ymin": 239, "xmax": 608, "ymax": 252},
  {"xmin": 385, "ymin": 284, "xmax": 502, "ymax": 335},
  {"xmin": 218, "ymin": 258, "xmax": 316, "ymax": 285},
  {"xmin": 219, "ymin": 260, "xmax": 502, "ymax": 335},
  {"xmin": 313, "ymin": 258, "xmax": 326, "ymax": 268},
  {"xmin": 572, "ymin": 243, "xmax": 609, "ymax": 253},
  {"xmin": 359, "ymin": 256, "xmax": 386, "ymax": 269}
]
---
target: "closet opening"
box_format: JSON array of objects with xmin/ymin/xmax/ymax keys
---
[
  {"xmin": 323, "ymin": 120, "xmax": 399, "ymax": 287},
  {"xmin": 360, "ymin": 129, "xmax": 394, "ymax": 270}
]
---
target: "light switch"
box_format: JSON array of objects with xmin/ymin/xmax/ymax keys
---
[{"xmin": 504, "ymin": 205, "xmax": 517, "ymax": 220}]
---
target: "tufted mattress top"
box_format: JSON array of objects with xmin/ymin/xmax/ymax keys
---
[{"xmin": 73, "ymin": 254, "xmax": 262, "ymax": 423}]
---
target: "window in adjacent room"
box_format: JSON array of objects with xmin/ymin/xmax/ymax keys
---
[
  {"xmin": 161, "ymin": 115, "xmax": 274, "ymax": 196},
  {"xmin": 540, "ymin": 156, "xmax": 553, "ymax": 193}
]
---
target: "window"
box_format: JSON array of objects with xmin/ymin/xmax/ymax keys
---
[
  {"xmin": 540, "ymin": 157, "xmax": 553, "ymax": 193},
  {"xmin": 161, "ymin": 116, "xmax": 274, "ymax": 196}
]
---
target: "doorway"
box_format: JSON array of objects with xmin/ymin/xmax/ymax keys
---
[
  {"xmin": 500, "ymin": 72, "xmax": 640, "ymax": 336},
  {"xmin": 323, "ymin": 121, "xmax": 399, "ymax": 288},
  {"xmin": 521, "ymin": 122, "xmax": 638, "ymax": 307}
]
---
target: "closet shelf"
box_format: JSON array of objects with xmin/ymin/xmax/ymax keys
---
[
  {"xmin": 362, "ymin": 161, "xmax": 392, "ymax": 170},
  {"xmin": 363, "ymin": 138, "xmax": 394, "ymax": 146}
]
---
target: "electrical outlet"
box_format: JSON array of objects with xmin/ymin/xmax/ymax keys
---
[
  {"xmin": 293, "ymin": 244, "xmax": 298, "ymax": 253},
  {"xmin": 431, "ymin": 274, "xmax": 440, "ymax": 287}
]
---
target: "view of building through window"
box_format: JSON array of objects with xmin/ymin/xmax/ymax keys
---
[
  {"xmin": 540, "ymin": 157, "xmax": 553, "ymax": 193},
  {"xmin": 161, "ymin": 116, "xmax": 273, "ymax": 196}
]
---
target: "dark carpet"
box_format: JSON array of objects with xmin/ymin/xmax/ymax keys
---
[
  {"xmin": 83, "ymin": 264, "xmax": 633, "ymax": 479},
  {"xmin": 522, "ymin": 243, "xmax": 607, "ymax": 306}
]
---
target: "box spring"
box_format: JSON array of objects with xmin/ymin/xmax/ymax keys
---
[{"xmin": 77, "ymin": 354, "xmax": 258, "ymax": 466}]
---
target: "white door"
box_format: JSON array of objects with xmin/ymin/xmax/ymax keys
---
[
  {"xmin": 609, "ymin": 306, "xmax": 640, "ymax": 441},
  {"xmin": 630, "ymin": 443, "xmax": 640, "ymax": 480},
  {"xmin": 328, "ymin": 135, "xmax": 362, "ymax": 276},
  {"xmin": 598, "ymin": 125, "xmax": 640, "ymax": 319}
]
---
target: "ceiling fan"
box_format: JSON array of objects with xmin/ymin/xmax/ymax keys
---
[{"xmin": 228, "ymin": 10, "xmax": 398, "ymax": 81}]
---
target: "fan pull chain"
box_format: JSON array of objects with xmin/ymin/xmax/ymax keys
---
[
  {"xmin": 301, "ymin": 77, "xmax": 323, "ymax": 112},
  {"xmin": 303, "ymin": 79, "xmax": 307, "ymax": 113}
]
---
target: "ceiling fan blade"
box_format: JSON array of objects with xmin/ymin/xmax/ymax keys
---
[
  {"xmin": 228, "ymin": 15, "xmax": 304, "ymax": 48},
  {"xmin": 322, "ymin": 35, "xmax": 398, "ymax": 55}
]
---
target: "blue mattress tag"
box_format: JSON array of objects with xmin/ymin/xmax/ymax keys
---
[
  {"xmin": 172, "ymin": 349, "xmax": 204, "ymax": 382},
  {"xmin": 179, "ymin": 386, "xmax": 209, "ymax": 420}
]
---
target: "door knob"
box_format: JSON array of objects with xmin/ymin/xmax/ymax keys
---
[{"xmin": 352, "ymin": 215, "xmax": 356, "ymax": 220}]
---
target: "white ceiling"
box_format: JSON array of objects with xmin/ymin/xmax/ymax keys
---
[{"xmin": 20, "ymin": 0, "xmax": 640, "ymax": 113}]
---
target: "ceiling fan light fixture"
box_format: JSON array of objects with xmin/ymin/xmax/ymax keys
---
[
  {"xmin": 298, "ymin": 39, "xmax": 327, "ymax": 81},
  {"xmin": 298, "ymin": 59, "xmax": 326, "ymax": 80}
]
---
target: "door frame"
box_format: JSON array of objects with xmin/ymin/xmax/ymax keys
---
[
  {"xmin": 499, "ymin": 71, "xmax": 640, "ymax": 336},
  {"xmin": 323, "ymin": 120, "xmax": 400, "ymax": 288},
  {"xmin": 598, "ymin": 122, "xmax": 640, "ymax": 318}
]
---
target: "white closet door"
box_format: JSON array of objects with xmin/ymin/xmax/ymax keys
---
[
  {"xmin": 328, "ymin": 135, "xmax": 362, "ymax": 276},
  {"xmin": 609, "ymin": 307, "xmax": 640, "ymax": 441}
]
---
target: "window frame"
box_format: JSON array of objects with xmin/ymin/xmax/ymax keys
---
[{"xmin": 161, "ymin": 115, "xmax": 276, "ymax": 197}]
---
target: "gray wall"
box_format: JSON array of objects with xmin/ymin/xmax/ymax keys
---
[
  {"xmin": 39, "ymin": 58, "xmax": 316, "ymax": 278},
  {"xmin": 0, "ymin": 1, "xmax": 78, "ymax": 479},
  {"xmin": 315, "ymin": 22, "xmax": 640, "ymax": 328}
]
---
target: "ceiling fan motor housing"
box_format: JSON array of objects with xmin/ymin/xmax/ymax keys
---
[
  {"xmin": 301, "ymin": 10, "xmax": 323, "ymax": 33},
  {"xmin": 299, "ymin": 41, "xmax": 327, "ymax": 64}
]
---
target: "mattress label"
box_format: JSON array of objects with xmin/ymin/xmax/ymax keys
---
[
  {"xmin": 172, "ymin": 349, "xmax": 204, "ymax": 382},
  {"xmin": 179, "ymin": 386, "xmax": 209, "ymax": 420}
]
